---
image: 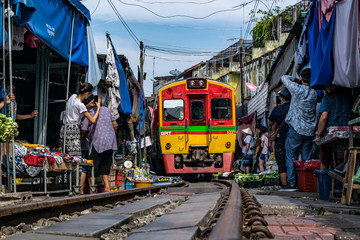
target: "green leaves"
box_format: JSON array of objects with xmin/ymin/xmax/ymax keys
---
[{"xmin": 0, "ymin": 114, "xmax": 19, "ymax": 142}]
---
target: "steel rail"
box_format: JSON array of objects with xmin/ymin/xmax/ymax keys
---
[
  {"xmin": 208, "ymin": 179, "xmax": 243, "ymax": 240},
  {"xmin": 0, "ymin": 181, "xmax": 185, "ymax": 226}
]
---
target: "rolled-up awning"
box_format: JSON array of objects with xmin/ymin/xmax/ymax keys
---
[
  {"xmin": 0, "ymin": 0, "xmax": 36, "ymax": 48},
  {"xmin": 24, "ymin": 0, "xmax": 89, "ymax": 66}
]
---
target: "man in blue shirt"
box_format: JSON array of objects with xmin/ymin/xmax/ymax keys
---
[
  {"xmin": 316, "ymin": 86, "xmax": 352, "ymax": 140},
  {"xmin": 281, "ymin": 67, "xmax": 318, "ymax": 191},
  {"xmin": 315, "ymin": 86, "xmax": 353, "ymax": 169},
  {"xmin": 268, "ymin": 87, "xmax": 291, "ymax": 187}
]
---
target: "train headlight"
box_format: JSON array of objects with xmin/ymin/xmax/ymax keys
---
[
  {"xmin": 190, "ymin": 80, "xmax": 195, "ymax": 87},
  {"xmin": 225, "ymin": 141, "xmax": 231, "ymax": 148},
  {"xmin": 165, "ymin": 143, "xmax": 171, "ymax": 150},
  {"xmin": 199, "ymin": 80, "xmax": 204, "ymax": 86}
]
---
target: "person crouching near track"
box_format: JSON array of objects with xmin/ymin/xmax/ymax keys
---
[{"xmin": 81, "ymin": 95, "xmax": 118, "ymax": 192}]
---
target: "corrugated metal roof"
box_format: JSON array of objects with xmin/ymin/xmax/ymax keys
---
[
  {"xmin": 177, "ymin": 61, "xmax": 205, "ymax": 79},
  {"xmin": 248, "ymin": 83, "xmax": 268, "ymax": 119}
]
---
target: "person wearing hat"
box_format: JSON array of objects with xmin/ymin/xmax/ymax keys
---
[
  {"xmin": 268, "ymin": 86, "xmax": 291, "ymax": 187},
  {"xmin": 279, "ymin": 66, "xmax": 318, "ymax": 191},
  {"xmin": 241, "ymin": 128, "xmax": 255, "ymax": 174}
]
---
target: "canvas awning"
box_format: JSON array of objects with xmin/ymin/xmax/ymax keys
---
[{"xmin": 23, "ymin": 0, "xmax": 89, "ymax": 66}]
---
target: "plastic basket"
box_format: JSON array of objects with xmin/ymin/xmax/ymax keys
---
[
  {"xmin": 125, "ymin": 182, "xmax": 135, "ymax": 190},
  {"xmin": 238, "ymin": 180, "xmax": 262, "ymax": 188},
  {"xmin": 263, "ymin": 178, "xmax": 280, "ymax": 186},
  {"xmin": 315, "ymin": 169, "xmax": 331, "ymax": 200},
  {"xmin": 297, "ymin": 169, "xmax": 317, "ymax": 192}
]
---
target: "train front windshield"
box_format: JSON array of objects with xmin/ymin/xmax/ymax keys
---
[
  {"xmin": 211, "ymin": 98, "xmax": 232, "ymax": 120},
  {"xmin": 163, "ymin": 99, "xmax": 184, "ymax": 121}
]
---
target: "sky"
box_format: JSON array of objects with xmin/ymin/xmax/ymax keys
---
[{"xmin": 82, "ymin": 0, "xmax": 301, "ymax": 96}]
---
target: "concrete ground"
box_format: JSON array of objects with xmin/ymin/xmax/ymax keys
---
[{"xmin": 247, "ymin": 188, "xmax": 360, "ymax": 239}]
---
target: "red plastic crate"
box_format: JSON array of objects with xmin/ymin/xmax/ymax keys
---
[
  {"xmin": 116, "ymin": 171, "xmax": 123, "ymax": 187},
  {"xmin": 297, "ymin": 169, "xmax": 317, "ymax": 192}
]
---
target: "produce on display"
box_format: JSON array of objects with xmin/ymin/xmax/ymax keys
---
[
  {"xmin": 233, "ymin": 173, "xmax": 279, "ymax": 182},
  {"xmin": 0, "ymin": 114, "xmax": 18, "ymax": 142}
]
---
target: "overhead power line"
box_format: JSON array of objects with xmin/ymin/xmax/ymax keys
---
[
  {"xmin": 142, "ymin": 38, "xmax": 223, "ymax": 51},
  {"xmin": 133, "ymin": 0, "xmax": 218, "ymax": 4},
  {"xmin": 91, "ymin": 0, "xmax": 101, "ymax": 16},
  {"xmin": 117, "ymin": 0, "xmax": 252, "ymax": 19},
  {"xmin": 244, "ymin": 0, "xmax": 259, "ymax": 40},
  {"xmin": 145, "ymin": 45, "xmax": 219, "ymax": 56},
  {"xmin": 107, "ymin": 0, "xmax": 140, "ymax": 46},
  {"xmin": 92, "ymin": 18, "xmax": 239, "ymax": 32},
  {"xmin": 145, "ymin": 54, "xmax": 205, "ymax": 62}
]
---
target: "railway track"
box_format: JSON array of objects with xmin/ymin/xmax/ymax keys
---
[{"xmin": 0, "ymin": 181, "xmax": 274, "ymax": 239}]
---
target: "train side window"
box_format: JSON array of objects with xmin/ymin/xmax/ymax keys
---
[
  {"xmin": 190, "ymin": 101, "xmax": 204, "ymax": 121},
  {"xmin": 211, "ymin": 98, "xmax": 232, "ymax": 120},
  {"xmin": 163, "ymin": 99, "xmax": 184, "ymax": 121}
]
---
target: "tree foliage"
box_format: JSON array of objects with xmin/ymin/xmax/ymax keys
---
[{"xmin": 251, "ymin": 6, "xmax": 292, "ymax": 48}]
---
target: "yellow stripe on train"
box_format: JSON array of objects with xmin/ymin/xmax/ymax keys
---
[{"xmin": 160, "ymin": 133, "xmax": 236, "ymax": 154}]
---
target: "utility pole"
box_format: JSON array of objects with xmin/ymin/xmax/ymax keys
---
[
  {"xmin": 139, "ymin": 41, "xmax": 147, "ymax": 166},
  {"xmin": 240, "ymin": 39, "xmax": 245, "ymax": 116}
]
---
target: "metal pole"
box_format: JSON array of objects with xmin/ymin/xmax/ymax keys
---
[
  {"xmin": 1, "ymin": 0, "xmax": 5, "ymax": 193},
  {"xmin": 143, "ymin": 103, "xmax": 147, "ymax": 164},
  {"xmin": 62, "ymin": 11, "xmax": 75, "ymax": 152},
  {"xmin": 240, "ymin": 39, "xmax": 244, "ymax": 117},
  {"xmin": 7, "ymin": 0, "xmax": 16, "ymax": 192}
]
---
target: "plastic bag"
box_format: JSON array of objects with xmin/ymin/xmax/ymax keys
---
[{"xmin": 353, "ymin": 166, "xmax": 360, "ymax": 184}]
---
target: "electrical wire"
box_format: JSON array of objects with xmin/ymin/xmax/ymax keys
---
[
  {"xmin": 133, "ymin": 0, "xmax": 218, "ymax": 4},
  {"xmin": 91, "ymin": 0, "xmax": 101, "ymax": 16},
  {"xmin": 117, "ymin": 0, "xmax": 246, "ymax": 19},
  {"xmin": 142, "ymin": 38, "xmax": 224, "ymax": 51},
  {"xmin": 92, "ymin": 18, "xmax": 239, "ymax": 31},
  {"xmin": 244, "ymin": 0, "xmax": 259, "ymax": 40},
  {"xmin": 145, "ymin": 45, "xmax": 219, "ymax": 56},
  {"xmin": 145, "ymin": 54, "xmax": 206, "ymax": 62},
  {"xmin": 107, "ymin": 0, "xmax": 140, "ymax": 46}
]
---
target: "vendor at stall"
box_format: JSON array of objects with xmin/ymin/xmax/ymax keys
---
[
  {"xmin": 59, "ymin": 82, "xmax": 100, "ymax": 157},
  {"xmin": 0, "ymin": 86, "xmax": 38, "ymax": 120},
  {"xmin": 315, "ymin": 86, "xmax": 353, "ymax": 169}
]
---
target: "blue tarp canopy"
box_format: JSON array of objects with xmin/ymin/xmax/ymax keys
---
[
  {"xmin": 24, "ymin": 0, "xmax": 89, "ymax": 66},
  {"xmin": 66, "ymin": 0, "xmax": 91, "ymax": 21},
  {"xmin": 0, "ymin": 0, "xmax": 36, "ymax": 48}
]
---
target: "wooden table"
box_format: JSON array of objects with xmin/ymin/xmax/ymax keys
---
[
  {"xmin": 318, "ymin": 129, "xmax": 360, "ymax": 203},
  {"xmin": 341, "ymin": 118, "xmax": 360, "ymax": 205}
]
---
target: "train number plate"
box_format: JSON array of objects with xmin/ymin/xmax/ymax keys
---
[{"xmin": 160, "ymin": 132, "xmax": 171, "ymax": 135}]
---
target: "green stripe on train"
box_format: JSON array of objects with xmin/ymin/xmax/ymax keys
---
[{"xmin": 159, "ymin": 125, "xmax": 236, "ymax": 132}]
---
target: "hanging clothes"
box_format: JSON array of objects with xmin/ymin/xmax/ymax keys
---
[
  {"xmin": 332, "ymin": 0, "xmax": 360, "ymax": 88},
  {"xmin": 321, "ymin": 0, "xmax": 336, "ymax": 23},
  {"xmin": 12, "ymin": 26, "xmax": 25, "ymax": 51},
  {"xmin": 296, "ymin": 0, "xmax": 314, "ymax": 73},
  {"xmin": 105, "ymin": 36, "xmax": 121, "ymax": 120},
  {"xmin": 107, "ymin": 37, "xmax": 132, "ymax": 115},
  {"xmin": 131, "ymin": 86, "xmax": 140, "ymax": 122},
  {"xmin": 309, "ymin": 1, "xmax": 336, "ymax": 89}
]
